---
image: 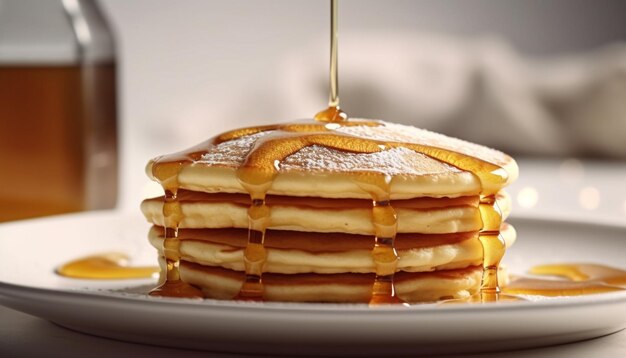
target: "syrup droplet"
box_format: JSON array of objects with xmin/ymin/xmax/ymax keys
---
[{"xmin": 315, "ymin": 106, "xmax": 348, "ymax": 123}]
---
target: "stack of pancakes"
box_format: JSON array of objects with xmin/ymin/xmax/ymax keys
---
[{"xmin": 141, "ymin": 120, "xmax": 518, "ymax": 303}]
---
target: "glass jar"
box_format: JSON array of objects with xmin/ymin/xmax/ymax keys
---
[{"xmin": 0, "ymin": 0, "xmax": 117, "ymax": 221}]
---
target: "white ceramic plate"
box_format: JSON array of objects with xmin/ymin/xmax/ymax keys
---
[{"xmin": 0, "ymin": 211, "xmax": 625, "ymax": 356}]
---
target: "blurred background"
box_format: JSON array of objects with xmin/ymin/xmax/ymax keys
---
[{"xmin": 1, "ymin": 0, "xmax": 625, "ymax": 222}]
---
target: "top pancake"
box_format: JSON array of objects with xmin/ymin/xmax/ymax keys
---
[{"xmin": 146, "ymin": 120, "xmax": 518, "ymax": 199}]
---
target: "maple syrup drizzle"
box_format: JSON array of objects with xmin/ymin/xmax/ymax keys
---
[
  {"xmin": 56, "ymin": 252, "xmax": 158, "ymax": 279},
  {"xmin": 315, "ymin": 0, "xmax": 347, "ymax": 123}
]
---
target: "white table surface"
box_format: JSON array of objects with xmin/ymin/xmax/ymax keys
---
[{"xmin": 1, "ymin": 158, "xmax": 625, "ymax": 356}]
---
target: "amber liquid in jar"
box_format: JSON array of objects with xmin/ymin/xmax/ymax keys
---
[{"xmin": 0, "ymin": 63, "xmax": 117, "ymax": 222}]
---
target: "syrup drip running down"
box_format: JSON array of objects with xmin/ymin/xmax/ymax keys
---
[
  {"xmin": 234, "ymin": 197, "xmax": 270, "ymax": 300},
  {"xmin": 369, "ymin": 199, "xmax": 402, "ymax": 305},
  {"xmin": 354, "ymin": 171, "xmax": 403, "ymax": 305},
  {"xmin": 476, "ymin": 195, "xmax": 507, "ymax": 302},
  {"xmin": 148, "ymin": 159, "xmax": 203, "ymax": 298}
]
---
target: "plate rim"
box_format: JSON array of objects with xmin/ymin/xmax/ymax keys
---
[
  {"xmin": 1, "ymin": 211, "xmax": 626, "ymax": 316},
  {"xmin": 2, "ymin": 274, "xmax": 626, "ymax": 317}
]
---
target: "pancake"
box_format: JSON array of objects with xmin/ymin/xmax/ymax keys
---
[
  {"xmin": 175, "ymin": 260, "xmax": 486, "ymax": 302},
  {"xmin": 141, "ymin": 118, "xmax": 519, "ymax": 303},
  {"xmin": 146, "ymin": 121, "xmax": 518, "ymax": 198},
  {"xmin": 148, "ymin": 223, "xmax": 516, "ymax": 275},
  {"xmin": 143, "ymin": 199, "xmax": 478, "ymax": 234},
  {"xmin": 142, "ymin": 191, "xmax": 511, "ymax": 235}
]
